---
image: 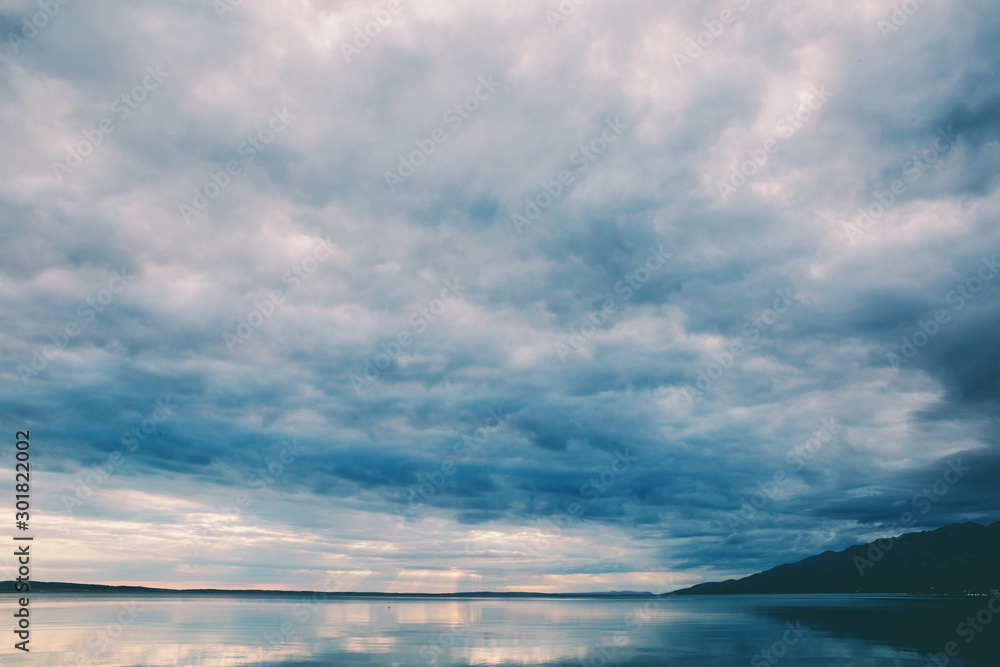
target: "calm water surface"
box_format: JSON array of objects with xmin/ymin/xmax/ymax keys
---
[{"xmin": 1, "ymin": 593, "xmax": 997, "ymax": 666}]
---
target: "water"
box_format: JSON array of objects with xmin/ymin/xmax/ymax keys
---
[{"xmin": 1, "ymin": 593, "xmax": 997, "ymax": 666}]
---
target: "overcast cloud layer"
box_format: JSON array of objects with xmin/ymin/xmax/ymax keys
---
[{"xmin": 1, "ymin": 0, "xmax": 998, "ymax": 593}]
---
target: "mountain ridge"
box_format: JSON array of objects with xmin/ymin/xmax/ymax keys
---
[{"xmin": 676, "ymin": 521, "xmax": 1000, "ymax": 595}]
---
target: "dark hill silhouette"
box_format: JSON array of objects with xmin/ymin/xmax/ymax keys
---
[{"xmin": 676, "ymin": 521, "xmax": 1000, "ymax": 594}]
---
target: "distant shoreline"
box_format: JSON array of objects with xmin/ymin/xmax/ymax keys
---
[
  {"xmin": 1, "ymin": 582, "xmax": 995, "ymax": 598},
  {"xmin": 0, "ymin": 582, "xmax": 667, "ymax": 597}
]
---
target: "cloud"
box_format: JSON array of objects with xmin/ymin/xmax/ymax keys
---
[{"xmin": 1, "ymin": 0, "xmax": 999, "ymax": 591}]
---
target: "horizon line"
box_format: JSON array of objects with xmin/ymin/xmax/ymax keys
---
[{"xmin": 3, "ymin": 581, "xmax": 674, "ymax": 596}]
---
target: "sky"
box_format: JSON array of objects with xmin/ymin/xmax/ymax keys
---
[{"xmin": 0, "ymin": 0, "xmax": 998, "ymax": 593}]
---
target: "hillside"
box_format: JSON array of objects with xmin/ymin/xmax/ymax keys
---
[{"xmin": 676, "ymin": 521, "xmax": 1000, "ymax": 595}]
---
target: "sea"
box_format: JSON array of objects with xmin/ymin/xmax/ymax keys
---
[{"xmin": 0, "ymin": 593, "xmax": 997, "ymax": 666}]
